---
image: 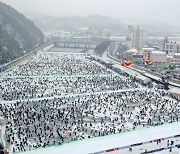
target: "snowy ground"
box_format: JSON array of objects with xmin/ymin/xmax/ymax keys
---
[
  {"xmin": 16, "ymin": 122, "xmax": 180, "ymax": 154},
  {"xmin": 0, "ymin": 49, "xmax": 179, "ymax": 154}
]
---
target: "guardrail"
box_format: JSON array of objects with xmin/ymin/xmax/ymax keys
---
[{"xmin": 92, "ymin": 134, "xmax": 180, "ymax": 154}]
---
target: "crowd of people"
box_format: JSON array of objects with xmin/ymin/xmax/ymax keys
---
[
  {"xmin": 0, "ymin": 53, "xmax": 140, "ymax": 101},
  {"xmin": 0, "ymin": 52, "xmax": 179, "ymax": 153},
  {"xmin": 6, "ymin": 53, "xmax": 111, "ymax": 76},
  {"xmin": 0, "ymin": 76, "xmax": 140, "ymax": 101}
]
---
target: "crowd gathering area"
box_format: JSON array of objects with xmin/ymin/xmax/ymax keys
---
[{"xmin": 0, "ymin": 51, "xmax": 179, "ymax": 153}]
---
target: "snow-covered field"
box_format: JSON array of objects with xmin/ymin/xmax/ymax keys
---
[
  {"xmin": 17, "ymin": 122, "xmax": 180, "ymax": 154},
  {"xmin": 0, "ymin": 49, "xmax": 179, "ymax": 154}
]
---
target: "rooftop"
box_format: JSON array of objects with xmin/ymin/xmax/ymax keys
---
[
  {"xmin": 166, "ymin": 41, "xmax": 180, "ymax": 45},
  {"xmin": 151, "ymin": 51, "xmax": 166, "ymax": 55},
  {"xmin": 126, "ymin": 49, "xmax": 138, "ymax": 53},
  {"xmin": 167, "ymin": 55, "xmax": 173, "ymax": 58},
  {"xmin": 142, "ymin": 48, "xmax": 155, "ymax": 52}
]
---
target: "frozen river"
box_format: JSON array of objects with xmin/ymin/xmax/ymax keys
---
[{"xmin": 0, "ymin": 48, "xmax": 179, "ymax": 154}]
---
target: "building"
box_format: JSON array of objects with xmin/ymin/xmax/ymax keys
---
[
  {"xmin": 125, "ymin": 47, "xmax": 179, "ymax": 66},
  {"xmin": 123, "ymin": 49, "xmax": 138, "ymax": 60},
  {"xmin": 150, "ymin": 51, "xmax": 167, "ymax": 64},
  {"xmin": 172, "ymin": 53, "xmax": 180, "ymax": 65},
  {"xmin": 165, "ymin": 41, "xmax": 180, "ymax": 56},
  {"xmin": 166, "ymin": 55, "xmax": 173, "ymax": 65},
  {"xmin": 123, "ymin": 49, "xmax": 143, "ymax": 63},
  {"xmin": 126, "ymin": 25, "xmax": 143, "ymax": 50},
  {"xmin": 133, "ymin": 54, "xmax": 143, "ymax": 63},
  {"xmin": 164, "ymin": 41, "xmax": 180, "ymax": 65},
  {"xmin": 141, "ymin": 48, "xmax": 155, "ymax": 59},
  {"xmin": 126, "ymin": 25, "xmax": 133, "ymax": 49},
  {"xmin": 142, "ymin": 48, "xmax": 168, "ymax": 65}
]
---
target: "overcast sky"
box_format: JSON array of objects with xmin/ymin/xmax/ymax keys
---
[{"xmin": 1, "ymin": 0, "xmax": 180, "ymax": 26}]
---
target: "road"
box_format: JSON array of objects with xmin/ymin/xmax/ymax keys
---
[{"xmin": 105, "ymin": 51, "xmax": 180, "ymax": 88}]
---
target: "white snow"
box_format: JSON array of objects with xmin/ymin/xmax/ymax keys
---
[{"xmin": 16, "ymin": 122, "xmax": 180, "ymax": 154}]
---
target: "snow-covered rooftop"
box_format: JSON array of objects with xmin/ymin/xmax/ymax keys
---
[
  {"xmin": 174, "ymin": 53, "xmax": 180, "ymax": 57},
  {"xmin": 142, "ymin": 48, "xmax": 155, "ymax": 52},
  {"xmin": 167, "ymin": 55, "xmax": 173, "ymax": 58},
  {"xmin": 166, "ymin": 41, "xmax": 180, "ymax": 45},
  {"xmin": 151, "ymin": 51, "xmax": 166, "ymax": 55},
  {"xmin": 126, "ymin": 49, "xmax": 138, "ymax": 53}
]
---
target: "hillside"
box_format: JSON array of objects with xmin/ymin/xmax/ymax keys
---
[
  {"xmin": 24, "ymin": 12, "xmax": 180, "ymax": 37},
  {"xmin": 0, "ymin": 2, "xmax": 44, "ymax": 65},
  {"xmin": 24, "ymin": 13, "xmax": 126, "ymax": 33}
]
